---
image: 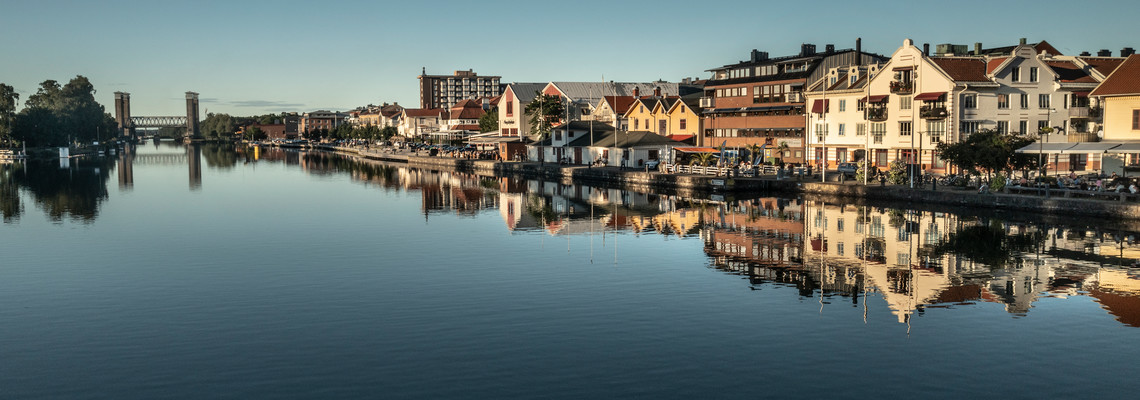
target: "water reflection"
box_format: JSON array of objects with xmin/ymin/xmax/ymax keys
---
[{"xmin": 5, "ymin": 145, "xmax": 1140, "ymax": 328}]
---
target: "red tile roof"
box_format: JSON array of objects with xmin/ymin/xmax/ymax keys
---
[
  {"xmin": 1044, "ymin": 60, "xmax": 1096, "ymax": 83},
  {"xmin": 1079, "ymin": 57, "xmax": 1126, "ymax": 77},
  {"xmin": 1090, "ymin": 54, "xmax": 1140, "ymax": 97},
  {"xmin": 931, "ymin": 57, "xmax": 990, "ymax": 82},
  {"xmin": 986, "ymin": 58, "xmax": 1008, "ymax": 74},
  {"xmin": 603, "ymin": 96, "xmax": 638, "ymax": 115},
  {"xmin": 404, "ymin": 108, "xmax": 445, "ymax": 117}
]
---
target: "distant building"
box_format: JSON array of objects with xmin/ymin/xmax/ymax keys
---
[
  {"xmin": 300, "ymin": 111, "xmax": 348, "ymax": 135},
  {"xmin": 419, "ymin": 69, "xmax": 502, "ymax": 110}
]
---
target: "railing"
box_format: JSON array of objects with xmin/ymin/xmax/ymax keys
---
[
  {"xmin": 1067, "ymin": 132, "xmax": 1100, "ymax": 142},
  {"xmin": 786, "ymin": 92, "xmax": 803, "ymax": 103},
  {"xmin": 1069, "ymin": 106, "xmax": 1090, "ymax": 118},
  {"xmin": 699, "ymin": 97, "xmax": 713, "ymax": 108},
  {"xmin": 872, "ymin": 135, "xmax": 884, "ymax": 144},
  {"xmin": 890, "ymin": 81, "xmax": 914, "ymax": 95},
  {"xmin": 920, "ymin": 106, "xmax": 947, "ymax": 119},
  {"xmin": 866, "ymin": 107, "xmax": 888, "ymax": 121}
]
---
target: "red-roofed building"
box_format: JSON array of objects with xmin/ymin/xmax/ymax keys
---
[
  {"xmin": 397, "ymin": 108, "xmax": 446, "ymax": 138},
  {"xmin": 1092, "ymin": 54, "xmax": 1140, "ymax": 144}
]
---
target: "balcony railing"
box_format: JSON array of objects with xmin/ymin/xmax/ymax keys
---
[
  {"xmin": 872, "ymin": 134, "xmax": 884, "ymax": 144},
  {"xmin": 1068, "ymin": 132, "xmax": 1100, "ymax": 142},
  {"xmin": 1069, "ymin": 106, "xmax": 1090, "ymax": 118},
  {"xmin": 920, "ymin": 106, "xmax": 947, "ymax": 119},
  {"xmin": 889, "ymin": 81, "xmax": 914, "ymax": 95},
  {"xmin": 866, "ymin": 107, "xmax": 888, "ymax": 121},
  {"xmin": 699, "ymin": 97, "xmax": 713, "ymax": 108}
]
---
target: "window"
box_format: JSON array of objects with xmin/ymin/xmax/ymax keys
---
[
  {"xmin": 900, "ymin": 121, "xmax": 912, "ymax": 136},
  {"xmin": 837, "ymin": 218, "xmax": 845, "ymax": 232},
  {"xmin": 960, "ymin": 121, "xmax": 980, "ymax": 134},
  {"xmin": 634, "ymin": 119, "xmax": 639, "ymax": 130},
  {"xmin": 900, "ymin": 96, "xmax": 912, "ymax": 110},
  {"xmin": 837, "ymin": 243, "xmax": 845, "ymax": 256},
  {"xmin": 1038, "ymin": 120, "xmax": 1049, "ymax": 132},
  {"xmin": 928, "ymin": 120, "xmax": 945, "ymax": 143},
  {"xmin": 815, "ymin": 123, "xmax": 828, "ymax": 141},
  {"xmin": 1030, "ymin": 67, "xmax": 1039, "ymax": 82},
  {"xmin": 1039, "ymin": 94, "xmax": 1050, "ymax": 109},
  {"xmin": 679, "ymin": 119, "xmax": 687, "ymax": 130},
  {"xmin": 997, "ymin": 121, "xmax": 1009, "ymax": 134},
  {"xmin": 506, "ymin": 101, "xmax": 514, "ymax": 116},
  {"xmin": 1019, "ymin": 120, "xmax": 1028, "ymax": 135},
  {"xmin": 839, "ymin": 99, "xmax": 846, "ymax": 112},
  {"xmin": 1134, "ymin": 110, "xmax": 1140, "ymax": 130},
  {"xmin": 1012, "ymin": 67, "xmax": 1021, "ymax": 82},
  {"xmin": 872, "ymin": 122, "xmax": 886, "ymax": 144},
  {"xmin": 856, "ymin": 123, "xmax": 867, "ymax": 136},
  {"xmin": 962, "ymin": 93, "xmax": 977, "ymax": 109},
  {"xmin": 838, "ymin": 123, "xmax": 846, "ymax": 136},
  {"xmin": 1020, "ymin": 94, "xmax": 1029, "ymax": 109},
  {"xmin": 998, "ymin": 94, "xmax": 1009, "ymax": 109}
]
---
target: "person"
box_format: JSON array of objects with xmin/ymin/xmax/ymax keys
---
[
  {"xmin": 1131, "ymin": 183, "xmax": 1139, "ymax": 194},
  {"xmin": 1111, "ymin": 172, "xmax": 1119, "ymax": 180},
  {"xmin": 1069, "ymin": 171, "xmax": 1077, "ymax": 180}
]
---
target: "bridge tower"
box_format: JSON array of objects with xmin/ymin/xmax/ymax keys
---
[
  {"xmin": 113, "ymin": 92, "xmax": 135, "ymax": 138},
  {"xmin": 185, "ymin": 92, "xmax": 200, "ymax": 138}
]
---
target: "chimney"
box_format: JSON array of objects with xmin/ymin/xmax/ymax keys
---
[
  {"xmin": 801, "ymin": 43, "xmax": 816, "ymax": 56},
  {"xmin": 825, "ymin": 44, "xmax": 835, "ymax": 53},
  {"xmin": 1123, "ymin": 47, "xmax": 1136, "ymax": 57},
  {"xmin": 974, "ymin": 42, "xmax": 982, "ymax": 55},
  {"xmin": 654, "ymin": 87, "xmax": 661, "ymax": 97},
  {"xmin": 751, "ymin": 49, "xmax": 760, "ymax": 62},
  {"xmin": 1080, "ymin": 51, "xmax": 1091, "ymax": 56},
  {"xmin": 856, "ymin": 38, "xmax": 862, "ymax": 65},
  {"xmin": 1098, "ymin": 49, "xmax": 1112, "ymax": 57},
  {"xmin": 632, "ymin": 87, "xmax": 639, "ymax": 97},
  {"xmin": 682, "ymin": 77, "xmax": 691, "ymax": 84},
  {"xmin": 923, "ymin": 43, "xmax": 930, "ymax": 56},
  {"xmin": 1019, "ymin": 38, "xmax": 1027, "ymax": 46}
]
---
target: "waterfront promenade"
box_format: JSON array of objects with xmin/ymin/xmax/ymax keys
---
[{"xmin": 272, "ymin": 142, "xmax": 1140, "ymax": 221}]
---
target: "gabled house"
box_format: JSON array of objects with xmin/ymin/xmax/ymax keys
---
[
  {"xmin": 701, "ymin": 40, "xmax": 887, "ymax": 165},
  {"xmin": 664, "ymin": 98, "xmax": 701, "ymax": 143},
  {"xmin": 805, "ymin": 63, "xmax": 881, "ymax": 169},
  {"xmin": 591, "ymin": 95, "xmax": 638, "ymax": 130},
  {"xmin": 498, "ymin": 83, "xmax": 547, "ymax": 138},
  {"xmin": 397, "ymin": 108, "xmax": 446, "ymax": 138},
  {"xmin": 529, "ymin": 126, "xmax": 684, "ymax": 167},
  {"xmin": 1091, "ymin": 54, "xmax": 1140, "ymax": 146},
  {"xmin": 443, "ymin": 99, "xmax": 486, "ymax": 132}
]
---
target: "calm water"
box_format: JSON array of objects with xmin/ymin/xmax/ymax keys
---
[{"xmin": 2, "ymin": 142, "xmax": 1139, "ymax": 399}]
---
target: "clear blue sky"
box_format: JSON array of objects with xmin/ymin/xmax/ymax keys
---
[{"xmin": 2, "ymin": 0, "xmax": 1136, "ymax": 117}]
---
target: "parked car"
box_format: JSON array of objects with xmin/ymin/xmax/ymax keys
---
[
  {"xmin": 645, "ymin": 159, "xmax": 661, "ymax": 169},
  {"xmin": 837, "ymin": 162, "xmax": 859, "ymax": 177}
]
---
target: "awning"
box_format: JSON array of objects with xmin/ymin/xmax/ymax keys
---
[
  {"xmin": 667, "ymin": 134, "xmax": 695, "ymax": 142},
  {"xmin": 914, "ymin": 92, "xmax": 947, "ymax": 101},
  {"xmin": 674, "ymin": 147, "xmax": 719, "ymax": 153},
  {"xmin": 860, "ymin": 94, "xmax": 889, "ymax": 103},
  {"xmin": 1105, "ymin": 142, "xmax": 1140, "ymax": 153},
  {"xmin": 1073, "ymin": 91, "xmax": 1091, "ymax": 97},
  {"xmin": 811, "ymin": 99, "xmax": 830, "ymax": 113},
  {"xmin": 1015, "ymin": 143, "xmax": 1077, "ymax": 154},
  {"xmin": 1066, "ymin": 142, "xmax": 1121, "ymax": 153}
]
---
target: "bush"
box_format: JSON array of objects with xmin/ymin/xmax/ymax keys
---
[
  {"xmin": 989, "ymin": 173, "xmax": 1006, "ymax": 192},
  {"xmin": 886, "ymin": 159, "xmax": 908, "ymax": 184}
]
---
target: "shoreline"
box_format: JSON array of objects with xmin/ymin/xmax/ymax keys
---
[{"xmin": 280, "ymin": 142, "xmax": 1140, "ymax": 221}]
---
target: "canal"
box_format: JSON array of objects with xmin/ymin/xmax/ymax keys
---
[{"xmin": 1, "ymin": 142, "xmax": 1138, "ymax": 399}]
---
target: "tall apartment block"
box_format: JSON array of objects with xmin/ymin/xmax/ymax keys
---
[{"xmin": 418, "ymin": 69, "xmax": 502, "ymax": 109}]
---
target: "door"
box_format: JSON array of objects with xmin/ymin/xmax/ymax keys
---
[
  {"xmin": 659, "ymin": 120, "xmax": 667, "ymax": 135},
  {"xmin": 574, "ymin": 147, "xmax": 582, "ymax": 164}
]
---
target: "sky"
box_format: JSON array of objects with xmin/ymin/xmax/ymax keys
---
[{"xmin": 2, "ymin": 0, "xmax": 1137, "ymax": 117}]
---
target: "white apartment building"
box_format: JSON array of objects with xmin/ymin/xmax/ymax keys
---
[{"xmin": 805, "ymin": 64, "xmax": 881, "ymax": 169}]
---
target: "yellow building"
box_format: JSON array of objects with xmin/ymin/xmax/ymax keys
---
[
  {"xmin": 1091, "ymin": 54, "xmax": 1140, "ymax": 142},
  {"xmin": 623, "ymin": 98, "xmax": 658, "ymax": 133},
  {"xmin": 664, "ymin": 99, "xmax": 701, "ymax": 138}
]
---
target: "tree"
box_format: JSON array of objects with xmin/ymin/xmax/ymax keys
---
[
  {"xmin": 775, "ymin": 141, "xmax": 790, "ymax": 165},
  {"xmin": 0, "ymin": 83, "xmax": 18, "ymax": 145},
  {"xmin": 690, "ymin": 152, "xmax": 716, "ymax": 166},
  {"xmin": 745, "ymin": 143, "xmax": 763, "ymax": 165},
  {"xmin": 246, "ymin": 126, "xmax": 266, "ymax": 141},
  {"xmin": 478, "ymin": 108, "xmax": 499, "ymax": 133},
  {"xmin": 524, "ymin": 93, "xmax": 564, "ymax": 140},
  {"xmin": 379, "ymin": 126, "xmax": 397, "ymax": 141},
  {"xmin": 936, "ymin": 129, "xmax": 1036, "ymax": 180}
]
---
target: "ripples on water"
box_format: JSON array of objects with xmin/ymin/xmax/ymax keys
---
[{"xmin": 1, "ymin": 142, "xmax": 1139, "ymax": 399}]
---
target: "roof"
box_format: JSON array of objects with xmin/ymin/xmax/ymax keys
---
[
  {"xmin": 403, "ymin": 108, "xmax": 445, "ymax": 118},
  {"xmin": 563, "ymin": 131, "xmax": 685, "ymax": 148},
  {"xmin": 976, "ymin": 41, "xmax": 1060, "ymax": 56},
  {"xmin": 380, "ymin": 104, "xmax": 404, "ymax": 118},
  {"xmin": 986, "ymin": 58, "xmax": 1007, "ymax": 74},
  {"xmin": 930, "ymin": 57, "xmax": 990, "ymax": 82},
  {"xmin": 503, "ymin": 83, "xmax": 548, "ymax": 103},
  {"xmin": 555, "ymin": 120, "xmax": 616, "ymax": 133},
  {"xmin": 1079, "ymin": 57, "xmax": 1127, "ymax": 77},
  {"xmin": 601, "ymin": 96, "xmax": 638, "ymax": 115},
  {"xmin": 549, "ymin": 82, "xmax": 691, "ymax": 103},
  {"xmin": 1044, "ymin": 60, "xmax": 1097, "ymax": 83},
  {"xmin": 1090, "ymin": 54, "xmax": 1140, "ymax": 97},
  {"xmin": 449, "ymin": 99, "xmax": 486, "ymax": 119}
]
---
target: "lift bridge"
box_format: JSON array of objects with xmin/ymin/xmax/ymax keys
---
[{"xmin": 113, "ymin": 91, "xmax": 200, "ymax": 138}]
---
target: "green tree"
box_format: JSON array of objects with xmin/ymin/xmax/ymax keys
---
[
  {"xmin": 0, "ymin": 83, "xmax": 18, "ymax": 146},
  {"xmin": 379, "ymin": 126, "xmax": 397, "ymax": 141},
  {"xmin": 690, "ymin": 152, "xmax": 716, "ymax": 166},
  {"xmin": 936, "ymin": 129, "xmax": 1036, "ymax": 181},
  {"xmin": 775, "ymin": 141, "xmax": 790, "ymax": 165},
  {"xmin": 246, "ymin": 126, "xmax": 267, "ymax": 141},
  {"xmin": 478, "ymin": 109, "xmax": 499, "ymax": 133},
  {"xmin": 524, "ymin": 93, "xmax": 564, "ymax": 140}
]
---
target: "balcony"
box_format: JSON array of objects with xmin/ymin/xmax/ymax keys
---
[
  {"xmin": 920, "ymin": 106, "xmax": 947, "ymax": 120},
  {"xmin": 1069, "ymin": 106, "xmax": 1090, "ymax": 118},
  {"xmin": 889, "ymin": 80, "xmax": 914, "ymax": 95},
  {"xmin": 786, "ymin": 92, "xmax": 803, "ymax": 103},
  {"xmin": 1067, "ymin": 132, "xmax": 1100, "ymax": 142},
  {"xmin": 699, "ymin": 97, "xmax": 713, "ymax": 108},
  {"xmin": 866, "ymin": 107, "xmax": 888, "ymax": 121}
]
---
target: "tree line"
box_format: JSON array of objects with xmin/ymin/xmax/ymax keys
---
[{"xmin": 1, "ymin": 76, "xmax": 118, "ymax": 147}]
